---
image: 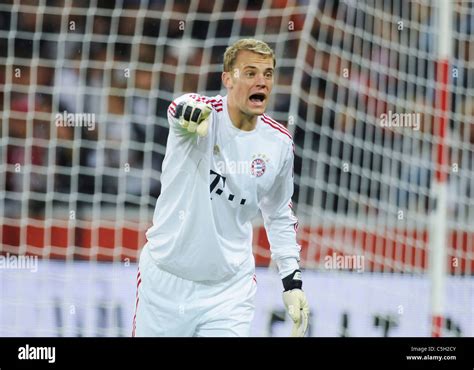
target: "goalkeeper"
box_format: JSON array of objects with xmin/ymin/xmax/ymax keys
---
[{"xmin": 133, "ymin": 39, "xmax": 309, "ymax": 337}]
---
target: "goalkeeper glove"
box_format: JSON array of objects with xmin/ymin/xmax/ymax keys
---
[
  {"xmin": 282, "ymin": 270, "xmax": 310, "ymax": 337},
  {"xmin": 174, "ymin": 99, "xmax": 212, "ymax": 137}
]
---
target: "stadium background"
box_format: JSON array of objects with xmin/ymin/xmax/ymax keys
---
[{"xmin": 0, "ymin": 0, "xmax": 472, "ymax": 336}]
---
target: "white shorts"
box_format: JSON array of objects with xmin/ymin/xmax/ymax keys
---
[{"xmin": 132, "ymin": 244, "xmax": 257, "ymax": 337}]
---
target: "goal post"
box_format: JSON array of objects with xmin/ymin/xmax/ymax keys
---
[{"xmin": 430, "ymin": 0, "xmax": 451, "ymax": 338}]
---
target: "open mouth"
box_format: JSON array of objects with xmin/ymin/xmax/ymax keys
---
[{"xmin": 249, "ymin": 93, "xmax": 266, "ymax": 106}]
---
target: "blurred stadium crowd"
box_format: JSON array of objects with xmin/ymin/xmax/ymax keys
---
[{"xmin": 0, "ymin": 0, "xmax": 473, "ymax": 223}]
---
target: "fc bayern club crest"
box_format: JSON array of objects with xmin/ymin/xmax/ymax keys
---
[{"xmin": 251, "ymin": 158, "xmax": 266, "ymax": 177}]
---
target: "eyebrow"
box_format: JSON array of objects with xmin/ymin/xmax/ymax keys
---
[{"xmin": 243, "ymin": 66, "xmax": 274, "ymax": 71}]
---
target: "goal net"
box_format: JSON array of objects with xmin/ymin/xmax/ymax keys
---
[{"xmin": 0, "ymin": 0, "xmax": 472, "ymax": 337}]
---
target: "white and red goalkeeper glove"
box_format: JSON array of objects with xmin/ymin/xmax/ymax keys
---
[
  {"xmin": 282, "ymin": 270, "xmax": 310, "ymax": 337},
  {"xmin": 174, "ymin": 99, "xmax": 212, "ymax": 137}
]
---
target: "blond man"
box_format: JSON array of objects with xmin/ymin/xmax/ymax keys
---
[{"xmin": 133, "ymin": 39, "xmax": 309, "ymax": 337}]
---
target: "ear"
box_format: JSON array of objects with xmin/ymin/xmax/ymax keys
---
[{"xmin": 222, "ymin": 71, "xmax": 232, "ymax": 89}]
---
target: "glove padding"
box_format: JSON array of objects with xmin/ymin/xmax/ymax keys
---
[
  {"xmin": 283, "ymin": 289, "xmax": 310, "ymax": 337},
  {"xmin": 175, "ymin": 100, "xmax": 212, "ymax": 137}
]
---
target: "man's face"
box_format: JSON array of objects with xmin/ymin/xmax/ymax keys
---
[{"xmin": 223, "ymin": 50, "xmax": 274, "ymax": 117}]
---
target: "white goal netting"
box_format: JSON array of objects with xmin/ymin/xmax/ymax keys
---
[{"xmin": 0, "ymin": 0, "xmax": 472, "ymax": 336}]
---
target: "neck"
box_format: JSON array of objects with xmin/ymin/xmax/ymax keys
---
[{"xmin": 226, "ymin": 98, "xmax": 258, "ymax": 132}]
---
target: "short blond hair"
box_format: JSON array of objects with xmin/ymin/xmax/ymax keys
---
[{"xmin": 223, "ymin": 38, "xmax": 276, "ymax": 72}]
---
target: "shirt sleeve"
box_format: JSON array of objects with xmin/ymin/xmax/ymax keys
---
[{"xmin": 259, "ymin": 142, "xmax": 301, "ymax": 279}]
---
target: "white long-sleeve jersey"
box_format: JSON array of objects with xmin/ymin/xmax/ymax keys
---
[{"xmin": 145, "ymin": 93, "xmax": 300, "ymax": 282}]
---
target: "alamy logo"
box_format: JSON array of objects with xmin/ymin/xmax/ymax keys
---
[
  {"xmin": 55, "ymin": 110, "xmax": 96, "ymax": 131},
  {"xmin": 215, "ymin": 160, "xmax": 250, "ymax": 175},
  {"xmin": 380, "ymin": 110, "xmax": 420, "ymax": 131},
  {"xmin": 0, "ymin": 253, "xmax": 38, "ymax": 272},
  {"xmin": 18, "ymin": 344, "xmax": 55, "ymax": 363},
  {"xmin": 324, "ymin": 252, "xmax": 364, "ymax": 273}
]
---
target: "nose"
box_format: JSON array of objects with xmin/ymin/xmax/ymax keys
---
[{"xmin": 255, "ymin": 73, "xmax": 266, "ymax": 88}]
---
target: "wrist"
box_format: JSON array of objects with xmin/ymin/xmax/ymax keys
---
[
  {"xmin": 277, "ymin": 257, "xmax": 300, "ymax": 279},
  {"xmin": 282, "ymin": 269, "xmax": 302, "ymax": 291}
]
